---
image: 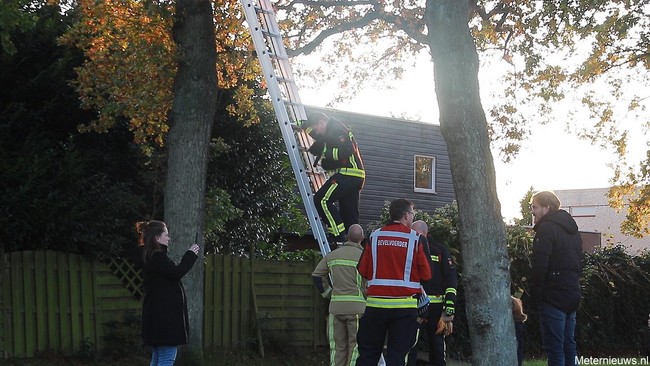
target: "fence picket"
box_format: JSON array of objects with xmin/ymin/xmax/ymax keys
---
[
  {"xmin": 34, "ymin": 251, "xmax": 47, "ymax": 352},
  {"xmin": 45, "ymin": 251, "xmax": 59, "ymax": 351}
]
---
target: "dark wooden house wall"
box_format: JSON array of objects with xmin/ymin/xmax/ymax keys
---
[{"xmin": 305, "ymin": 106, "xmax": 456, "ymax": 231}]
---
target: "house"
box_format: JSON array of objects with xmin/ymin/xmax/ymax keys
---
[
  {"xmin": 286, "ymin": 107, "xmax": 457, "ymax": 249},
  {"xmin": 554, "ymin": 188, "xmax": 650, "ymax": 254}
]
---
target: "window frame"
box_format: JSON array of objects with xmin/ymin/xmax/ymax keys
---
[
  {"xmin": 413, "ymin": 155, "xmax": 437, "ymax": 194},
  {"xmin": 568, "ymin": 205, "xmax": 598, "ymax": 217}
]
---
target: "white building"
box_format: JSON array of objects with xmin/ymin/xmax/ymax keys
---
[{"xmin": 554, "ymin": 188, "xmax": 650, "ymax": 254}]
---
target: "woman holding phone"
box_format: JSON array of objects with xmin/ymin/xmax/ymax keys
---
[{"xmin": 136, "ymin": 220, "xmax": 200, "ymax": 366}]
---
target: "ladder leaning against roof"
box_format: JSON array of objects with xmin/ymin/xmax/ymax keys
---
[{"xmin": 239, "ymin": 0, "xmax": 331, "ymax": 256}]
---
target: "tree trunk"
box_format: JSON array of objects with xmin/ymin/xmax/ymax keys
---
[
  {"xmin": 426, "ymin": 1, "xmax": 516, "ymax": 365},
  {"xmin": 166, "ymin": 0, "xmax": 217, "ymax": 360}
]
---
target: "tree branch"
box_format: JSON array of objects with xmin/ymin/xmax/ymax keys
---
[
  {"xmin": 276, "ymin": 0, "xmax": 375, "ymax": 10},
  {"xmin": 287, "ymin": 12, "xmax": 379, "ymax": 56},
  {"xmin": 377, "ymin": 10, "xmax": 427, "ymax": 45}
]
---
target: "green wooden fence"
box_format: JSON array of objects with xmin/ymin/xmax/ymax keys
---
[{"xmin": 1, "ymin": 250, "xmax": 327, "ymax": 359}]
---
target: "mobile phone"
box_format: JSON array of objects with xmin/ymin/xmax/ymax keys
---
[{"xmin": 194, "ymin": 232, "xmax": 199, "ymax": 244}]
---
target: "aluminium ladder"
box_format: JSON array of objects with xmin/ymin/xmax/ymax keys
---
[{"xmin": 240, "ymin": 0, "xmax": 331, "ymax": 256}]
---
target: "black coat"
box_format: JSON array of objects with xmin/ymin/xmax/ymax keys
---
[
  {"xmin": 140, "ymin": 246, "xmax": 198, "ymax": 346},
  {"xmin": 421, "ymin": 235, "xmax": 458, "ymax": 311},
  {"xmin": 531, "ymin": 209, "xmax": 583, "ymax": 312}
]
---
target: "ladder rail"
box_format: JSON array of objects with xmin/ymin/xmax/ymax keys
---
[
  {"xmin": 248, "ymin": 0, "xmax": 322, "ymax": 189},
  {"xmin": 240, "ymin": 0, "xmax": 331, "ymax": 256}
]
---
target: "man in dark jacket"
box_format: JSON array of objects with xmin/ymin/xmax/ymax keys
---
[
  {"xmin": 301, "ymin": 112, "xmax": 365, "ymax": 243},
  {"xmin": 407, "ymin": 220, "xmax": 457, "ymax": 366},
  {"xmin": 530, "ymin": 191, "xmax": 583, "ymax": 366}
]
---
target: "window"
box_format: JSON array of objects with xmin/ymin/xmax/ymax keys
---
[
  {"xmin": 569, "ymin": 206, "xmax": 597, "ymax": 217},
  {"xmin": 414, "ymin": 155, "xmax": 436, "ymax": 193}
]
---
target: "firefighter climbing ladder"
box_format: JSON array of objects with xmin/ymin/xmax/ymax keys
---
[{"xmin": 240, "ymin": 0, "xmax": 331, "ymax": 256}]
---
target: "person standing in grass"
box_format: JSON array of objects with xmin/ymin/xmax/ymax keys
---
[
  {"xmin": 355, "ymin": 199, "xmax": 432, "ymax": 366},
  {"xmin": 312, "ymin": 224, "xmax": 367, "ymax": 366},
  {"xmin": 135, "ymin": 220, "xmax": 200, "ymax": 366},
  {"xmin": 530, "ymin": 191, "xmax": 583, "ymax": 366}
]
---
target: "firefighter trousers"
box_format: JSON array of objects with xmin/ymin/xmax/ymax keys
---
[
  {"xmin": 314, "ymin": 173, "xmax": 364, "ymax": 237},
  {"xmin": 356, "ymin": 307, "xmax": 419, "ymax": 366},
  {"xmin": 328, "ymin": 313, "xmax": 361, "ymax": 366},
  {"xmin": 406, "ymin": 303, "xmax": 445, "ymax": 366}
]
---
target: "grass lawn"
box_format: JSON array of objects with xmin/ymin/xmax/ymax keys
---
[
  {"xmin": 0, "ymin": 347, "xmax": 329, "ymax": 366},
  {"xmin": 2, "ymin": 352, "xmax": 646, "ymax": 366}
]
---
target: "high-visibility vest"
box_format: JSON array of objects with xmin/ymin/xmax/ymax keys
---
[{"xmin": 367, "ymin": 228, "xmax": 421, "ymax": 291}]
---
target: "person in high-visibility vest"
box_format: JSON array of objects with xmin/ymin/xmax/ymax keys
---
[
  {"xmin": 301, "ymin": 112, "xmax": 365, "ymax": 243},
  {"xmin": 312, "ymin": 224, "xmax": 367, "ymax": 366},
  {"xmin": 355, "ymin": 198, "xmax": 432, "ymax": 366},
  {"xmin": 406, "ymin": 220, "xmax": 457, "ymax": 366}
]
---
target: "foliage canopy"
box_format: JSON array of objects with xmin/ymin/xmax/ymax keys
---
[
  {"xmin": 59, "ymin": 0, "xmax": 263, "ymax": 148},
  {"xmin": 276, "ymin": 0, "xmax": 650, "ymax": 237}
]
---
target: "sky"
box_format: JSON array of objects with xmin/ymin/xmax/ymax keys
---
[{"xmin": 293, "ymin": 51, "xmax": 645, "ymax": 222}]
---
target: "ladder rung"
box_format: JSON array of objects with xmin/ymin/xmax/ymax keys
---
[
  {"xmin": 253, "ymin": 5, "xmax": 274, "ymax": 14},
  {"xmin": 307, "ymin": 171, "xmax": 327, "ymax": 178},
  {"xmin": 283, "ymin": 100, "xmax": 303, "ymax": 107},
  {"xmin": 277, "ymin": 76, "xmax": 295, "ymax": 84},
  {"xmin": 268, "ymin": 51, "xmax": 288, "ymax": 61},
  {"xmin": 261, "ymin": 29, "xmax": 281, "ymax": 38}
]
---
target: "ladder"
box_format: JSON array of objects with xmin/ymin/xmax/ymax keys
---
[{"xmin": 240, "ymin": 0, "xmax": 331, "ymax": 256}]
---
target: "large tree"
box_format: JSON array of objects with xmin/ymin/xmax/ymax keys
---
[
  {"xmin": 283, "ymin": 0, "xmax": 650, "ymax": 236},
  {"xmin": 278, "ymin": 1, "xmax": 513, "ymax": 363},
  {"xmin": 59, "ymin": 0, "xmax": 271, "ymax": 357},
  {"xmin": 163, "ymin": 0, "xmax": 218, "ymax": 359},
  {"xmin": 275, "ymin": 0, "xmax": 649, "ymax": 360}
]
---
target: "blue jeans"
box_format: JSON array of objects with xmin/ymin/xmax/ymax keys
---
[
  {"xmin": 150, "ymin": 345, "xmax": 178, "ymax": 366},
  {"xmin": 538, "ymin": 302, "xmax": 577, "ymax": 366}
]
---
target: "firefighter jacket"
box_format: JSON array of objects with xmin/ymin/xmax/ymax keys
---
[
  {"xmin": 421, "ymin": 235, "xmax": 458, "ymax": 316},
  {"xmin": 312, "ymin": 241, "xmax": 367, "ymax": 315},
  {"xmin": 357, "ymin": 223, "xmax": 432, "ymax": 308},
  {"xmin": 307, "ymin": 118, "xmax": 365, "ymax": 179}
]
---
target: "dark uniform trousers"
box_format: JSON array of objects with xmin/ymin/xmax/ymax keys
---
[
  {"xmin": 407, "ymin": 303, "xmax": 445, "ymax": 366},
  {"xmin": 356, "ymin": 307, "xmax": 420, "ymax": 366},
  {"xmin": 314, "ymin": 173, "xmax": 364, "ymax": 236}
]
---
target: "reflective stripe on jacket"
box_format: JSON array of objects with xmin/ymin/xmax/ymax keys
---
[
  {"xmin": 312, "ymin": 241, "xmax": 366, "ymax": 315},
  {"xmin": 357, "ymin": 223, "xmax": 432, "ymax": 301}
]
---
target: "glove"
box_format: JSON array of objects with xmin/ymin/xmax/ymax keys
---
[
  {"xmin": 320, "ymin": 158, "xmax": 337, "ymax": 171},
  {"xmin": 436, "ymin": 314, "xmax": 454, "ymax": 336},
  {"xmin": 435, "ymin": 318, "xmax": 447, "ymax": 335},
  {"xmin": 321, "ymin": 287, "xmax": 332, "ymax": 299},
  {"xmin": 416, "ymin": 292, "xmax": 430, "ymax": 319}
]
